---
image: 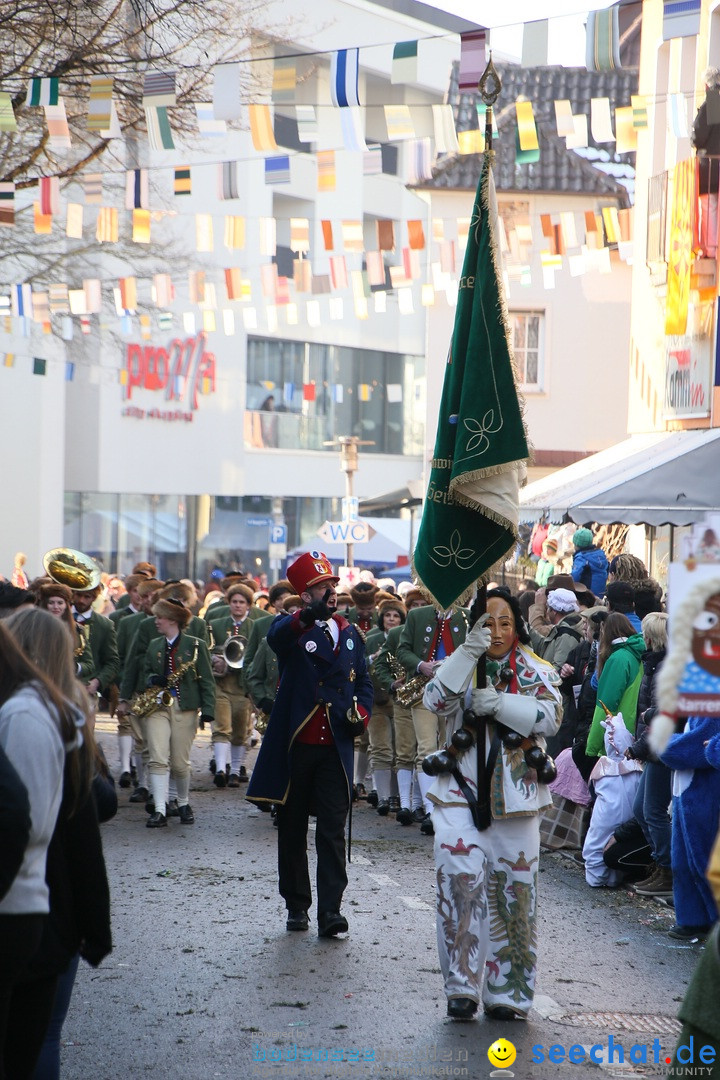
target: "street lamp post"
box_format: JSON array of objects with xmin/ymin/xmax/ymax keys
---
[{"xmin": 324, "ymin": 435, "xmax": 374, "ymax": 571}]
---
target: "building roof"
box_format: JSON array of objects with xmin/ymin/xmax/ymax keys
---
[{"xmin": 418, "ymin": 61, "xmax": 638, "ymax": 204}]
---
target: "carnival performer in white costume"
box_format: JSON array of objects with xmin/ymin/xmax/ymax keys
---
[{"xmin": 423, "ymin": 588, "xmax": 562, "ymax": 1021}]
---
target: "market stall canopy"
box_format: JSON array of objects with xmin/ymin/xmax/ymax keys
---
[{"xmin": 519, "ymin": 428, "xmax": 720, "ymax": 526}]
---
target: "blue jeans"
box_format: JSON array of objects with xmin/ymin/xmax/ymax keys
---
[
  {"xmin": 32, "ymin": 954, "xmax": 80, "ymax": 1080},
  {"xmin": 633, "ymin": 762, "xmax": 672, "ymax": 868}
]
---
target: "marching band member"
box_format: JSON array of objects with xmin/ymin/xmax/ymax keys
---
[
  {"xmin": 247, "ymin": 551, "xmax": 373, "ymax": 936},
  {"xmin": 71, "ymin": 586, "xmax": 120, "ymax": 719},
  {"xmin": 209, "ymin": 583, "xmax": 254, "ymax": 787},
  {"xmin": 423, "ymin": 588, "xmax": 561, "ymax": 1021},
  {"xmin": 38, "ymin": 583, "xmax": 95, "ymax": 686},
  {"xmin": 396, "ymin": 600, "xmax": 468, "ymax": 834},
  {"xmin": 142, "ymin": 598, "xmax": 215, "ymax": 829}
]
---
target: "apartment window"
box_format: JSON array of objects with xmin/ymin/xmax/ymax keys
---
[{"xmin": 509, "ymin": 311, "xmax": 543, "ymax": 391}]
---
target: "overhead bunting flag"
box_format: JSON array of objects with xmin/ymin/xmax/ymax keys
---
[
  {"xmin": 196, "ymin": 102, "xmax": 226, "ymax": 136},
  {"xmin": 631, "ymin": 95, "xmax": 648, "ymax": 128},
  {"xmin": 290, "ymin": 218, "xmax": 310, "ymax": 253},
  {"xmin": 44, "ymin": 102, "xmax": 71, "ymax": 149},
  {"xmin": 213, "ymin": 63, "xmax": 243, "ymax": 120},
  {"xmin": 407, "ymin": 220, "xmax": 425, "ymax": 250},
  {"xmin": 515, "ymin": 101, "xmax": 539, "ymax": 151},
  {"xmin": 296, "ymin": 104, "xmax": 318, "ymax": 143},
  {"xmin": 0, "ymin": 183, "xmax": 15, "ymax": 226},
  {"xmin": 317, "ymin": 150, "xmax": 336, "ymax": 191},
  {"xmin": 143, "ymin": 71, "xmax": 176, "ymax": 107},
  {"xmin": 125, "ymin": 169, "xmax": 149, "ymax": 210},
  {"xmin": 146, "ymin": 106, "xmax": 175, "ymax": 150},
  {"xmin": 432, "ymin": 104, "xmax": 460, "ymax": 154},
  {"xmin": 554, "ymin": 99, "xmax": 575, "ymax": 137},
  {"xmin": 665, "ymin": 157, "xmax": 696, "ymax": 335},
  {"xmin": 96, "ymin": 207, "xmax": 119, "ymax": 243},
  {"xmin": 663, "ymin": 0, "xmax": 701, "ymax": 40},
  {"xmin": 407, "ymin": 138, "xmax": 432, "ymax": 183},
  {"xmin": 384, "ymin": 104, "xmax": 414, "ymax": 141},
  {"xmin": 265, "ymin": 155, "xmax": 290, "ymax": 184},
  {"xmin": 87, "ymin": 76, "xmax": 113, "ymax": 130},
  {"xmin": 219, "ymin": 161, "xmax": 239, "ymax": 200},
  {"xmin": 174, "ymin": 166, "xmax": 191, "ymax": 196},
  {"xmin": 590, "ymin": 97, "xmax": 615, "ymax": 142},
  {"xmin": 391, "ymin": 41, "xmax": 418, "ymax": 84},
  {"xmin": 272, "ymin": 59, "xmax": 296, "ymax": 103},
  {"xmin": 249, "ymin": 104, "xmax": 278, "ymax": 151},
  {"xmin": 340, "ymin": 108, "xmax": 367, "ymax": 152},
  {"xmin": 66, "ymin": 203, "xmax": 83, "ymax": 239},
  {"xmin": 377, "ymin": 219, "xmax": 395, "ymax": 251},
  {"xmin": 413, "ymin": 154, "xmax": 529, "ymax": 609},
  {"xmin": 586, "ymin": 6, "xmax": 621, "ymax": 72},
  {"xmin": 0, "ymin": 93, "xmax": 17, "ymax": 132},
  {"xmin": 615, "ymin": 106, "xmax": 637, "ymax": 152},
  {"xmin": 330, "ymin": 48, "xmax": 360, "ymax": 107},
  {"xmin": 458, "ymin": 29, "xmax": 486, "ymax": 92},
  {"xmin": 26, "ymin": 78, "xmax": 59, "ymax": 106},
  {"xmin": 132, "ymin": 208, "xmax": 151, "ymax": 244},
  {"xmin": 195, "ymin": 214, "xmax": 214, "ymax": 252},
  {"xmin": 224, "ymin": 216, "xmax": 245, "ymax": 249},
  {"xmin": 39, "ymin": 177, "xmax": 60, "ymax": 216},
  {"xmin": 34, "ymin": 203, "xmax": 52, "ymax": 234},
  {"xmin": 522, "ymin": 20, "xmax": 548, "ymax": 67},
  {"xmin": 84, "ymin": 174, "xmax": 103, "ymax": 203}
]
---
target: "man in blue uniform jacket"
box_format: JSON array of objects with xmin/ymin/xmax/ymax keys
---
[{"xmin": 247, "ymin": 550, "xmax": 373, "ymax": 937}]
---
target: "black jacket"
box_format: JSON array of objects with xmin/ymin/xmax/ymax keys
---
[{"xmin": 629, "ymin": 647, "xmax": 666, "ymax": 763}]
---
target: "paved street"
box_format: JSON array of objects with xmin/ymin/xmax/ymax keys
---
[{"xmin": 60, "ymin": 718, "xmax": 701, "ymax": 1080}]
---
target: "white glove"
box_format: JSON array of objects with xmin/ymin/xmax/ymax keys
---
[
  {"xmin": 468, "ymin": 686, "xmax": 500, "ymax": 717},
  {"xmin": 463, "ymin": 614, "xmax": 491, "ymax": 660}
]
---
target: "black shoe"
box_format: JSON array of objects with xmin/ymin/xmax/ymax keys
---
[
  {"xmin": 286, "ymin": 910, "xmax": 309, "ymax": 932},
  {"xmin": 129, "ymin": 786, "xmax": 149, "ymax": 803},
  {"xmin": 447, "ymin": 997, "xmax": 478, "ymax": 1020},
  {"xmin": 214, "ymin": 770, "xmax": 227, "ymax": 788},
  {"xmin": 366, "ymin": 790, "xmax": 378, "ymax": 808},
  {"xmin": 377, "ymin": 800, "xmax": 391, "ymax": 817},
  {"xmin": 209, "ymin": 757, "xmax": 216, "ymax": 774},
  {"xmin": 145, "ymin": 799, "xmax": 155, "ymax": 815},
  {"xmin": 178, "ymin": 804, "xmax": 195, "ymax": 825},
  {"xmin": 411, "ymin": 807, "xmax": 427, "ymax": 823},
  {"xmin": 227, "ymin": 773, "xmax": 240, "ymax": 788},
  {"xmin": 484, "ymin": 1004, "xmax": 527, "ymax": 1021},
  {"xmin": 239, "ymin": 765, "xmax": 248, "ymax": 782},
  {"xmin": 317, "ymin": 912, "xmax": 348, "ymax": 937},
  {"xmin": 668, "ymin": 923, "xmax": 712, "ymax": 941},
  {"xmin": 119, "ymin": 771, "xmax": 132, "ymax": 789},
  {"xmin": 420, "ymin": 814, "xmax": 434, "ymax": 836},
  {"xmin": 146, "ymin": 812, "xmax": 167, "ymax": 828},
  {"xmin": 166, "ymin": 798, "xmax": 180, "ymax": 817},
  {"xmin": 388, "ymin": 795, "xmax": 401, "ymax": 812},
  {"xmin": 396, "ymin": 807, "xmax": 414, "ymax": 825}
]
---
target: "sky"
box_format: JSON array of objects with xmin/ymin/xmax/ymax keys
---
[{"xmin": 422, "ymin": 0, "xmax": 619, "ymax": 65}]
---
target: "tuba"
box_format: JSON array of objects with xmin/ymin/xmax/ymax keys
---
[
  {"xmin": 43, "ymin": 548, "xmax": 102, "ymax": 592},
  {"xmin": 211, "ymin": 632, "xmax": 246, "ymax": 678}
]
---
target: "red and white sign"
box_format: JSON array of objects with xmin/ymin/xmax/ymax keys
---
[{"xmin": 123, "ymin": 331, "xmax": 216, "ymax": 412}]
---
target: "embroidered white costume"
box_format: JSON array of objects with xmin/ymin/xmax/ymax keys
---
[{"xmin": 423, "ymin": 639, "xmax": 561, "ymax": 1016}]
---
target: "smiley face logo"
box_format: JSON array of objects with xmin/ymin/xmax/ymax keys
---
[{"xmin": 488, "ymin": 1039, "xmax": 516, "ymax": 1069}]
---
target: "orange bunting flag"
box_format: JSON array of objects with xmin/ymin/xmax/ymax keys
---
[
  {"xmin": 407, "ymin": 220, "xmax": 425, "ymax": 250},
  {"xmin": 33, "ymin": 203, "xmax": 52, "ymax": 234},
  {"xmin": 225, "ymin": 268, "xmax": 243, "ymax": 300},
  {"xmin": 377, "ymin": 219, "xmax": 395, "ymax": 251},
  {"xmin": 665, "ymin": 158, "xmax": 697, "ymax": 336},
  {"xmin": 321, "ymin": 220, "xmax": 334, "ymax": 251},
  {"xmin": 248, "ymin": 105, "xmax": 278, "ymax": 151},
  {"xmin": 119, "ymin": 277, "xmax": 137, "ymax": 310}
]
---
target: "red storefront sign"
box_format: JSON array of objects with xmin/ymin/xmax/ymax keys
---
[{"xmin": 123, "ymin": 332, "xmax": 216, "ymax": 411}]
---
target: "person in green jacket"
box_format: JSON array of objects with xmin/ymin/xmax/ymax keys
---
[{"xmin": 585, "ymin": 612, "xmax": 645, "ymax": 757}]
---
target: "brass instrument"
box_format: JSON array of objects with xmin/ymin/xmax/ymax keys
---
[
  {"xmin": 395, "ymin": 671, "xmax": 431, "ymax": 708},
  {"xmin": 132, "ymin": 640, "xmax": 199, "ymax": 719},
  {"xmin": 74, "ymin": 621, "xmax": 90, "ymax": 660},
  {"xmin": 387, "ymin": 652, "xmax": 406, "ymax": 684},
  {"xmin": 211, "ymin": 632, "xmax": 246, "ymax": 677},
  {"xmin": 43, "ymin": 548, "xmax": 102, "ymax": 592}
]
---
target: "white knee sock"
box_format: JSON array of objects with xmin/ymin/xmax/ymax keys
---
[
  {"xmin": 168, "ymin": 774, "xmax": 177, "ymax": 801},
  {"xmin": 214, "ymin": 742, "xmax": 230, "ymax": 774},
  {"xmin": 355, "ymin": 750, "xmax": 369, "ymax": 785},
  {"xmin": 373, "ymin": 769, "xmax": 392, "ymax": 801},
  {"xmin": 149, "ymin": 773, "xmax": 168, "ymax": 817},
  {"xmin": 231, "ymin": 744, "xmax": 246, "ymax": 773},
  {"xmin": 133, "ymin": 752, "xmax": 145, "ymax": 788},
  {"xmin": 118, "ymin": 734, "xmax": 133, "ymax": 774},
  {"xmin": 412, "ymin": 771, "xmax": 425, "ymax": 811},
  {"xmin": 417, "ymin": 772, "xmax": 434, "ymax": 814},
  {"xmin": 175, "ymin": 775, "xmax": 190, "ymax": 807},
  {"xmin": 397, "ymin": 769, "xmax": 413, "ymax": 810}
]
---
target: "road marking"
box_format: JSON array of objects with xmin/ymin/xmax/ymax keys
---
[
  {"xmin": 368, "ymin": 872, "xmax": 400, "ymax": 887},
  {"xmin": 401, "ymin": 896, "xmax": 433, "ymax": 911},
  {"xmin": 351, "ymin": 854, "xmax": 372, "ymax": 865}
]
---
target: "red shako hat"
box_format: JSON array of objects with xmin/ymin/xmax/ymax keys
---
[{"xmin": 286, "ymin": 551, "xmax": 339, "ymax": 594}]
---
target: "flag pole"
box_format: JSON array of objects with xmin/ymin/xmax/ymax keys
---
[{"xmin": 473, "ymin": 54, "xmax": 503, "ymax": 652}]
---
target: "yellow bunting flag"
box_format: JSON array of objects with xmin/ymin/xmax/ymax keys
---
[
  {"xmin": 631, "ymin": 95, "xmax": 648, "ymax": 129},
  {"xmin": 248, "ymin": 104, "xmax": 278, "ymax": 151},
  {"xmin": 665, "ymin": 158, "xmax": 696, "ymax": 336},
  {"xmin": 96, "ymin": 207, "xmax": 118, "ymax": 243},
  {"xmin": 132, "ymin": 208, "xmax": 151, "ymax": 244},
  {"xmin": 87, "ymin": 76, "xmax": 113, "ymax": 130},
  {"xmin": 615, "ymin": 106, "xmax": 637, "ymax": 153},
  {"xmin": 515, "ymin": 100, "xmax": 539, "ymax": 151},
  {"xmin": 317, "ymin": 150, "xmax": 336, "ymax": 192},
  {"xmin": 34, "ymin": 203, "xmax": 52, "ymax": 234},
  {"xmin": 458, "ymin": 129, "xmax": 484, "ymax": 155}
]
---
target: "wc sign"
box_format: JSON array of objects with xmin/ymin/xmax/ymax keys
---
[{"xmin": 122, "ymin": 331, "xmax": 217, "ymax": 411}]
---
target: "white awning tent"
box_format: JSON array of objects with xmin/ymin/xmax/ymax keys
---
[{"xmin": 519, "ymin": 428, "xmax": 720, "ymax": 526}]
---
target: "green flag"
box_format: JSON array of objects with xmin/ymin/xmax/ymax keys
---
[{"xmin": 414, "ymin": 154, "xmax": 529, "ymax": 610}]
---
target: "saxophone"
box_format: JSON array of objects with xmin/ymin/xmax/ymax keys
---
[
  {"xmin": 132, "ymin": 640, "xmax": 200, "ymax": 719},
  {"xmin": 395, "ymin": 671, "xmax": 431, "ymax": 708}
]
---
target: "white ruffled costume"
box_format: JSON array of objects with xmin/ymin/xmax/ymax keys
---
[{"xmin": 423, "ymin": 636, "xmax": 561, "ymax": 1015}]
